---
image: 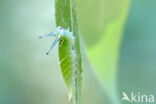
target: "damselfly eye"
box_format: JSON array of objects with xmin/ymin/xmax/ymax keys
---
[{"xmin": 59, "ymin": 27, "xmax": 63, "ymax": 30}]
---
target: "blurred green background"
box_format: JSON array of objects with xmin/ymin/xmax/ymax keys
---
[{"xmin": 0, "ymin": 0, "xmax": 156, "ymax": 104}]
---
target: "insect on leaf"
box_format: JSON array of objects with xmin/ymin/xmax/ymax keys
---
[{"xmin": 55, "ymin": 0, "xmax": 82, "ymax": 104}]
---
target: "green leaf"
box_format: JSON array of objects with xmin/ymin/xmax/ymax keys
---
[
  {"xmin": 77, "ymin": 0, "xmax": 130, "ymax": 103},
  {"xmin": 55, "ymin": 0, "xmax": 82, "ymax": 104}
]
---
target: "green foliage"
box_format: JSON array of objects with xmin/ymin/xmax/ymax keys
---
[
  {"xmin": 77, "ymin": 0, "xmax": 130, "ymax": 103},
  {"xmin": 55, "ymin": 0, "xmax": 82, "ymax": 104}
]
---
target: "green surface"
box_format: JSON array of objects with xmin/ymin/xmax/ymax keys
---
[
  {"xmin": 55, "ymin": 0, "xmax": 82, "ymax": 103},
  {"xmin": 77, "ymin": 0, "xmax": 130, "ymax": 103},
  {"xmin": 0, "ymin": 0, "xmax": 156, "ymax": 104}
]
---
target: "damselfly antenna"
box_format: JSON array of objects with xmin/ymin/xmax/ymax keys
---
[
  {"xmin": 39, "ymin": 32, "xmax": 56, "ymax": 39},
  {"xmin": 39, "ymin": 26, "xmax": 67, "ymax": 55}
]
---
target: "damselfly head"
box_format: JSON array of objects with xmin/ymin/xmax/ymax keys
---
[
  {"xmin": 39, "ymin": 26, "xmax": 73, "ymax": 55},
  {"xmin": 56, "ymin": 26, "xmax": 64, "ymax": 35}
]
